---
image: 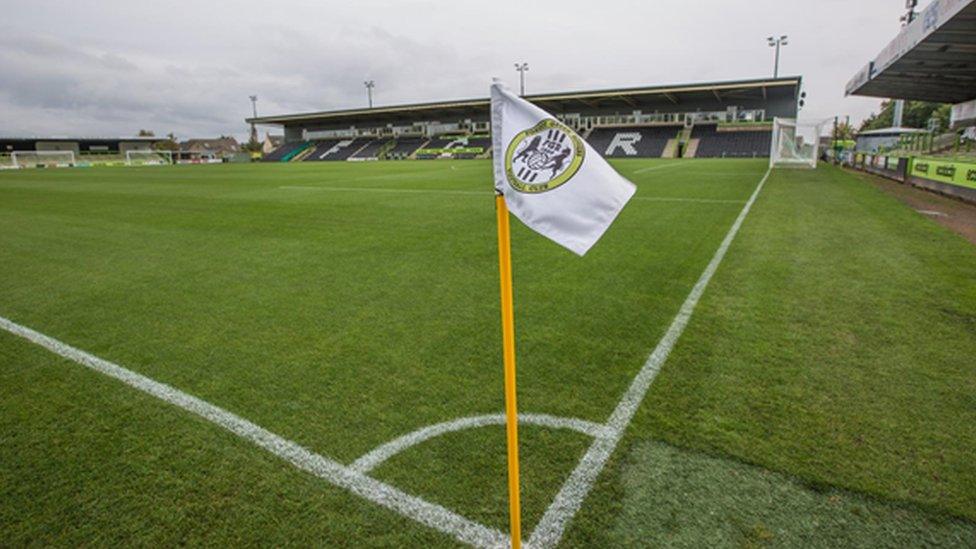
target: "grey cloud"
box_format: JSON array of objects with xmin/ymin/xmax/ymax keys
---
[{"xmin": 0, "ymin": 0, "xmax": 914, "ymax": 140}]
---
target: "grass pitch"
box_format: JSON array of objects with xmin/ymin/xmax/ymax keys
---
[{"xmin": 1, "ymin": 159, "xmax": 974, "ymax": 546}]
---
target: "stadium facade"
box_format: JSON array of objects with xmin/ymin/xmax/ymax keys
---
[{"xmin": 248, "ymin": 77, "xmax": 802, "ymax": 162}]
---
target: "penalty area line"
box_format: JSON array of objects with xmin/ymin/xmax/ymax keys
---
[
  {"xmin": 631, "ymin": 161, "xmax": 686, "ymax": 174},
  {"xmin": 527, "ymin": 168, "xmax": 773, "ymax": 548},
  {"xmin": 280, "ymin": 186, "xmax": 487, "ymax": 196},
  {"xmin": 0, "ymin": 316, "xmax": 509, "ymax": 548}
]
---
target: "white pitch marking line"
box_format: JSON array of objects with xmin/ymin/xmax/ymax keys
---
[
  {"xmin": 527, "ymin": 168, "xmax": 773, "ymax": 549},
  {"xmin": 0, "ymin": 316, "xmax": 510, "ymax": 549},
  {"xmin": 632, "ymin": 196, "xmax": 745, "ymax": 204},
  {"xmin": 281, "ymin": 185, "xmax": 742, "ymax": 205},
  {"xmin": 280, "ymin": 185, "xmax": 487, "ymax": 196},
  {"xmin": 632, "ymin": 161, "xmax": 686, "ymax": 174},
  {"xmin": 352, "ymin": 413, "xmax": 609, "ymax": 474}
]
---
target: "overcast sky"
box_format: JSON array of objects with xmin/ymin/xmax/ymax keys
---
[{"xmin": 0, "ymin": 0, "xmax": 926, "ymax": 141}]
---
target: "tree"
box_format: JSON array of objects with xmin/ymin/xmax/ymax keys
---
[
  {"xmin": 153, "ymin": 132, "xmax": 179, "ymax": 152},
  {"xmin": 243, "ymin": 133, "xmax": 263, "ymax": 153},
  {"xmin": 834, "ymin": 121, "xmax": 856, "ymax": 141},
  {"xmin": 138, "ymin": 129, "xmax": 155, "ymax": 137},
  {"xmin": 859, "ymin": 100, "xmax": 952, "ymax": 132}
]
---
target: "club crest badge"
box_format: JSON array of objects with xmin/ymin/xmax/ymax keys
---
[{"xmin": 505, "ymin": 119, "xmax": 585, "ymax": 193}]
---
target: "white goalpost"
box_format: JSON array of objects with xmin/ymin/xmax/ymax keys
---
[
  {"xmin": 175, "ymin": 151, "xmax": 220, "ymax": 164},
  {"xmin": 125, "ymin": 150, "xmax": 174, "ymax": 166},
  {"xmin": 770, "ymin": 118, "xmax": 828, "ymax": 169},
  {"xmin": 11, "ymin": 150, "xmax": 76, "ymax": 169}
]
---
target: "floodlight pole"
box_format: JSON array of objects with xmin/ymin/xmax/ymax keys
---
[
  {"xmin": 893, "ymin": 3, "xmax": 917, "ymax": 127},
  {"xmin": 364, "ymin": 80, "xmax": 375, "ymax": 109},
  {"xmin": 514, "ymin": 63, "xmax": 529, "ymax": 96},
  {"xmin": 767, "ymin": 36, "xmax": 788, "ymax": 78},
  {"xmin": 249, "ymin": 95, "xmax": 259, "ymax": 143}
]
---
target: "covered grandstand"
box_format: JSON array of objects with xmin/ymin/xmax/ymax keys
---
[
  {"xmin": 845, "ymin": 0, "xmax": 976, "ymax": 126},
  {"xmin": 248, "ymin": 77, "xmax": 802, "ymax": 161},
  {"xmin": 845, "ymin": 0, "xmax": 976, "ymax": 203},
  {"xmin": 0, "ymin": 136, "xmax": 160, "ymax": 155},
  {"xmin": 0, "ymin": 136, "xmax": 163, "ymax": 169}
]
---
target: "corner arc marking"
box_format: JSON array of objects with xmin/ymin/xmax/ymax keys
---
[{"xmin": 351, "ymin": 413, "xmax": 609, "ymax": 474}]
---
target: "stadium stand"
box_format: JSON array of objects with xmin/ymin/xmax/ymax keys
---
[
  {"xmin": 304, "ymin": 139, "xmax": 365, "ymax": 161},
  {"xmin": 690, "ymin": 124, "xmax": 772, "ymax": 158},
  {"xmin": 585, "ymin": 126, "xmax": 682, "ymax": 158},
  {"xmin": 300, "ymin": 140, "xmax": 339, "ymax": 161},
  {"xmin": 467, "ymin": 137, "xmax": 491, "ymax": 150},
  {"xmin": 249, "ymin": 77, "xmax": 803, "ymax": 162},
  {"xmin": 350, "ymin": 139, "xmax": 391, "ymax": 159},
  {"xmin": 263, "ymin": 141, "xmax": 308, "ymax": 162},
  {"xmin": 415, "ymin": 135, "xmax": 492, "ymax": 159},
  {"xmin": 387, "ymin": 137, "xmax": 427, "ymax": 159},
  {"xmin": 423, "ymin": 137, "xmax": 456, "ymax": 149}
]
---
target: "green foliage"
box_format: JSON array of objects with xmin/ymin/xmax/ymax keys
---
[
  {"xmin": 860, "ymin": 100, "xmax": 952, "ymax": 132},
  {"xmin": 153, "ymin": 132, "xmax": 179, "ymax": 152}
]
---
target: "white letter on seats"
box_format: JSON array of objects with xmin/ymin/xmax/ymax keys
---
[{"xmin": 605, "ymin": 132, "xmax": 641, "ymax": 156}]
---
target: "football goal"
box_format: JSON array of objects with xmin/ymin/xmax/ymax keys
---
[
  {"xmin": 126, "ymin": 150, "xmax": 174, "ymax": 166},
  {"xmin": 175, "ymin": 151, "xmax": 220, "ymax": 164},
  {"xmin": 770, "ymin": 118, "xmax": 828, "ymax": 169},
  {"xmin": 11, "ymin": 150, "xmax": 76, "ymax": 169}
]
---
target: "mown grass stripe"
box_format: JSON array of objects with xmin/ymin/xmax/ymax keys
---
[{"xmin": 529, "ymin": 169, "xmax": 771, "ymax": 548}]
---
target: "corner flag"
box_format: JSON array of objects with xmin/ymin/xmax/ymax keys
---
[
  {"xmin": 491, "ymin": 81, "xmax": 636, "ymax": 255},
  {"xmin": 490, "ymin": 80, "xmax": 635, "ymax": 549}
]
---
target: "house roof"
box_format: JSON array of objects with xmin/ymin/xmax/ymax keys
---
[{"xmin": 180, "ymin": 137, "xmax": 239, "ymax": 151}]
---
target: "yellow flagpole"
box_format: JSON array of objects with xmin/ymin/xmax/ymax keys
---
[{"xmin": 495, "ymin": 193, "xmax": 522, "ymax": 549}]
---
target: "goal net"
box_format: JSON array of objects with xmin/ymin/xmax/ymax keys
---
[
  {"xmin": 770, "ymin": 118, "xmax": 827, "ymax": 169},
  {"xmin": 126, "ymin": 150, "xmax": 174, "ymax": 166},
  {"xmin": 175, "ymin": 151, "xmax": 220, "ymax": 164},
  {"xmin": 11, "ymin": 150, "xmax": 76, "ymax": 168}
]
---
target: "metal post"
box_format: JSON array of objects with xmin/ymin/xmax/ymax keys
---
[
  {"xmin": 774, "ymin": 42, "xmax": 780, "ymax": 78},
  {"xmin": 364, "ymin": 81, "xmax": 375, "ymax": 109},
  {"xmin": 768, "ymin": 36, "xmax": 787, "ymax": 78},
  {"xmin": 514, "ymin": 63, "xmax": 529, "ymax": 96},
  {"xmin": 249, "ymin": 95, "xmax": 258, "ymax": 144}
]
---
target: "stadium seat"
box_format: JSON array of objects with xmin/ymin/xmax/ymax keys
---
[
  {"xmin": 304, "ymin": 139, "xmax": 365, "ymax": 161},
  {"xmin": 691, "ymin": 124, "xmax": 772, "ymax": 158},
  {"xmin": 262, "ymin": 142, "xmax": 307, "ymax": 162},
  {"xmin": 386, "ymin": 137, "xmax": 427, "ymax": 159},
  {"xmin": 350, "ymin": 139, "xmax": 392, "ymax": 160},
  {"xmin": 585, "ymin": 126, "xmax": 682, "ymax": 158}
]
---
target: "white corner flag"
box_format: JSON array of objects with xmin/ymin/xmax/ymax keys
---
[{"xmin": 491, "ymin": 81, "xmax": 636, "ymax": 255}]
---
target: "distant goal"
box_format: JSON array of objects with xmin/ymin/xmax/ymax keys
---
[
  {"xmin": 126, "ymin": 150, "xmax": 174, "ymax": 166},
  {"xmin": 770, "ymin": 118, "xmax": 827, "ymax": 169},
  {"xmin": 11, "ymin": 150, "xmax": 76, "ymax": 169}
]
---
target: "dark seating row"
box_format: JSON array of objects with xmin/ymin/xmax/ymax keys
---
[
  {"xmin": 692, "ymin": 125, "xmax": 771, "ymax": 158},
  {"xmin": 386, "ymin": 138, "xmax": 427, "ymax": 158},
  {"xmin": 304, "ymin": 139, "xmax": 364, "ymax": 161},
  {"xmin": 350, "ymin": 139, "xmax": 391, "ymax": 159},
  {"xmin": 262, "ymin": 142, "xmax": 306, "ymax": 162},
  {"xmin": 585, "ymin": 126, "xmax": 681, "ymax": 158}
]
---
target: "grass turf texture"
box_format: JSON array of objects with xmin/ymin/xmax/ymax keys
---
[{"xmin": 1, "ymin": 159, "xmax": 974, "ymax": 546}]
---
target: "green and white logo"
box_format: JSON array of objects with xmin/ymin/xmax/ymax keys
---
[{"xmin": 505, "ymin": 119, "xmax": 585, "ymax": 193}]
